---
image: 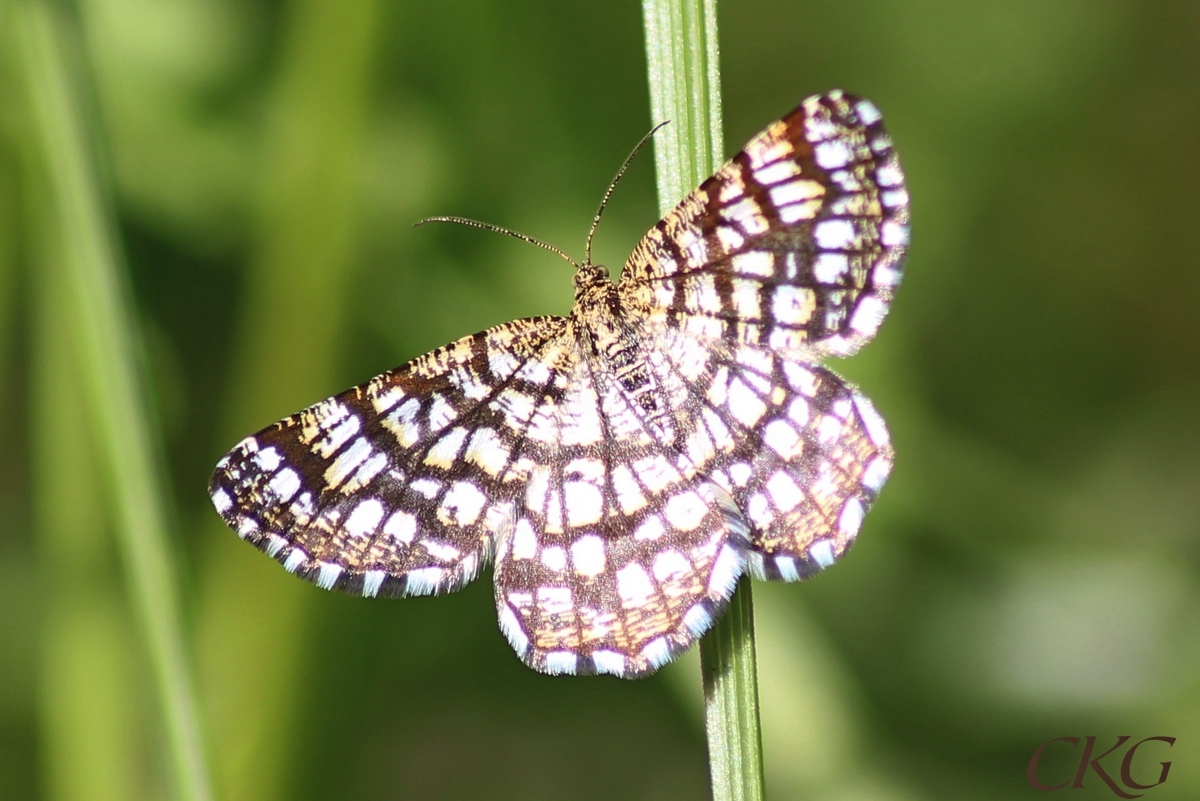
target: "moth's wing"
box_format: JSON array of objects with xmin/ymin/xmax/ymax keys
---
[
  {"xmin": 615, "ymin": 90, "xmax": 905, "ymax": 578},
  {"xmin": 492, "ymin": 348, "xmax": 751, "ymax": 678},
  {"xmin": 209, "ymin": 316, "xmax": 569, "ymax": 598},
  {"xmin": 620, "ymin": 90, "xmax": 909, "ymax": 359},
  {"xmin": 643, "ymin": 330, "xmax": 893, "ymax": 580}
]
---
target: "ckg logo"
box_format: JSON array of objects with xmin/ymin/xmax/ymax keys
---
[{"xmin": 1027, "ymin": 736, "xmax": 1175, "ymax": 797}]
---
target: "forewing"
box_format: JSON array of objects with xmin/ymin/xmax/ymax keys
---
[
  {"xmin": 621, "ymin": 90, "xmax": 908, "ymax": 358},
  {"xmin": 209, "ymin": 316, "xmax": 569, "ymax": 598},
  {"xmin": 492, "ymin": 350, "xmax": 750, "ymax": 678}
]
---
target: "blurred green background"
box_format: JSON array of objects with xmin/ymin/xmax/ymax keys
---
[{"xmin": 2, "ymin": 1, "xmax": 1200, "ymax": 799}]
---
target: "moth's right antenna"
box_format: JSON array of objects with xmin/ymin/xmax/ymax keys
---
[{"xmin": 584, "ymin": 120, "xmax": 670, "ymax": 267}]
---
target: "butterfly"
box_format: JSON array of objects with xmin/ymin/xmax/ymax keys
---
[{"xmin": 210, "ymin": 89, "xmax": 908, "ymax": 678}]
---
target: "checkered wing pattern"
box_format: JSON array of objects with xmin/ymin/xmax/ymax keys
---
[
  {"xmin": 491, "ymin": 353, "xmax": 750, "ymax": 677},
  {"xmin": 616, "ymin": 89, "xmax": 907, "ymax": 577},
  {"xmin": 212, "ymin": 314, "xmax": 752, "ymax": 678},
  {"xmin": 641, "ymin": 326, "xmax": 892, "ymax": 580},
  {"xmin": 621, "ymin": 90, "xmax": 908, "ymax": 358},
  {"xmin": 210, "ymin": 316, "xmax": 568, "ymax": 599},
  {"xmin": 209, "ymin": 89, "xmax": 908, "ymax": 679}
]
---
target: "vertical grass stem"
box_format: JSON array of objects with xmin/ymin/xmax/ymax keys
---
[
  {"xmin": 15, "ymin": 4, "xmax": 213, "ymax": 799},
  {"xmin": 641, "ymin": 2, "xmax": 766, "ymax": 799}
]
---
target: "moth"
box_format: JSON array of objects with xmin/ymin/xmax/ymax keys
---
[{"xmin": 210, "ymin": 90, "xmax": 908, "ymax": 678}]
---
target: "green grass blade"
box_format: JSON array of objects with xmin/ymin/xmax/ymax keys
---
[
  {"xmin": 641, "ymin": 2, "xmax": 766, "ymax": 800},
  {"xmin": 32, "ymin": 269, "xmax": 141, "ymax": 801},
  {"xmin": 14, "ymin": 4, "xmax": 213, "ymax": 800},
  {"xmin": 193, "ymin": 0, "xmax": 382, "ymax": 799},
  {"xmin": 642, "ymin": 0, "xmax": 724, "ymax": 204},
  {"xmin": 699, "ymin": 579, "xmax": 765, "ymax": 801}
]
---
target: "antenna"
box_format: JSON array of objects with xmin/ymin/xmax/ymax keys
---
[
  {"xmin": 414, "ymin": 216, "xmax": 579, "ymax": 270},
  {"xmin": 584, "ymin": 120, "xmax": 670, "ymax": 267},
  {"xmin": 415, "ymin": 120, "xmax": 669, "ymax": 273}
]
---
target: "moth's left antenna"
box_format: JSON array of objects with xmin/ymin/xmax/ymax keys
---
[{"xmin": 414, "ymin": 216, "xmax": 579, "ymax": 270}]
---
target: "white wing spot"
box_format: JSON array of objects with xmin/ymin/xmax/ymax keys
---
[
  {"xmin": 809, "ymin": 540, "xmax": 836, "ymax": 569},
  {"xmin": 424, "ymin": 427, "xmax": 468, "ymax": 468},
  {"xmin": 813, "ymin": 252, "xmax": 849, "ymax": 283},
  {"xmin": 727, "ymin": 377, "xmax": 767, "ymax": 427},
  {"xmin": 634, "ymin": 514, "xmax": 666, "ymax": 541},
  {"xmin": 423, "ymin": 540, "xmax": 462, "ymax": 562},
  {"xmin": 881, "ymin": 221, "xmax": 910, "ymax": 247},
  {"xmin": 515, "ymin": 358, "xmax": 552, "ymax": 384},
  {"xmin": 731, "ymin": 251, "xmax": 774, "ymax": 277},
  {"xmin": 652, "ymin": 549, "xmax": 691, "ymax": 582},
  {"xmin": 316, "ymin": 562, "xmax": 343, "ymax": 590},
  {"xmin": 766, "ymin": 471, "xmax": 804, "ymax": 513},
  {"xmin": 778, "ymin": 200, "xmax": 823, "ymax": 223},
  {"xmin": 465, "ymin": 426, "xmax": 509, "ymax": 476},
  {"xmin": 592, "ymin": 650, "xmax": 626, "ymax": 676},
  {"xmin": 383, "ymin": 399, "xmax": 421, "ymax": 447},
  {"xmin": 316, "ymin": 415, "xmax": 359, "ymax": 459},
  {"xmin": 839, "ymin": 498, "xmax": 865, "ymax": 537},
  {"xmin": 641, "ymin": 637, "xmax": 672, "ymax": 670},
  {"xmin": 512, "ymin": 519, "xmax": 538, "ymax": 560},
  {"xmin": 498, "ymin": 603, "xmax": 530, "ymax": 654},
  {"xmin": 708, "ymin": 544, "xmax": 742, "ymax": 597},
  {"xmin": 855, "ymin": 99, "xmax": 882, "ymax": 124},
  {"xmin": 753, "ymin": 160, "xmax": 801, "ymax": 185},
  {"xmin": 382, "ymin": 510, "xmax": 417, "ymax": 544},
  {"xmin": 570, "ymin": 535, "xmax": 607, "ymax": 578},
  {"xmin": 325, "ymin": 437, "xmax": 371, "ymax": 488},
  {"xmin": 410, "ymin": 478, "xmax": 441, "ymax": 499},
  {"xmin": 540, "ymin": 545, "xmax": 567, "ymax": 572},
  {"xmin": 362, "ymin": 570, "xmax": 386, "ymax": 598},
  {"xmin": 254, "ymin": 447, "xmax": 282, "ymax": 472},
  {"xmin": 774, "ymin": 556, "xmax": 800, "ymax": 581},
  {"xmin": 683, "ymin": 604, "xmax": 713, "ymax": 636},
  {"xmin": 748, "ymin": 493, "xmax": 772, "ymax": 527},
  {"xmin": 405, "ymin": 567, "xmax": 444, "ymax": 595},
  {"xmin": 664, "ymin": 491, "xmax": 707, "ymax": 531},
  {"xmin": 772, "ymin": 285, "xmax": 816, "ymax": 326},
  {"xmin": 862, "ymin": 456, "xmax": 891, "ymax": 492},
  {"xmin": 440, "ymin": 481, "xmax": 486, "ymax": 526},
  {"xmin": 764, "ymin": 419, "xmax": 801, "ymax": 459},
  {"xmin": 882, "ymin": 188, "xmax": 909, "ymax": 209},
  {"xmin": 610, "ymin": 465, "xmax": 648, "ymax": 514},
  {"xmin": 814, "ymin": 139, "xmax": 852, "ymax": 169},
  {"xmin": 853, "ymin": 394, "xmax": 890, "ymax": 448},
  {"xmin": 544, "ymin": 651, "xmax": 578, "ymax": 675},
  {"xmin": 877, "ymin": 162, "xmax": 903, "ymax": 187},
  {"xmin": 370, "ymin": 385, "xmax": 405, "ymax": 413},
  {"xmin": 283, "ymin": 549, "xmax": 308, "ymax": 574},
  {"xmin": 783, "ymin": 362, "xmax": 818, "ymax": 395},
  {"xmin": 342, "ymin": 451, "xmax": 387, "ymax": 492},
  {"xmin": 730, "ymin": 279, "xmax": 762, "ymax": 320},
  {"xmin": 346, "ymin": 498, "xmax": 385, "ymax": 539},
  {"xmin": 564, "ymin": 480, "xmax": 604, "ymax": 527},
  {"xmin": 427, "ymin": 394, "xmax": 458, "ymax": 430},
  {"xmin": 814, "ymin": 219, "xmax": 855, "ymax": 249},
  {"xmin": 769, "ymin": 178, "xmax": 823, "ymax": 207},
  {"xmin": 632, "ymin": 455, "xmax": 676, "ymax": 493},
  {"xmin": 212, "ymin": 488, "xmax": 233, "ymax": 514},
  {"xmin": 537, "ymin": 586, "xmax": 573, "ymax": 616},
  {"xmin": 616, "ymin": 562, "xmax": 655, "ymax": 608},
  {"xmin": 849, "ymin": 295, "xmax": 887, "ymax": 336},
  {"xmin": 817, "ymin": 414, "xmax": 843, "ymax": 444}
]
